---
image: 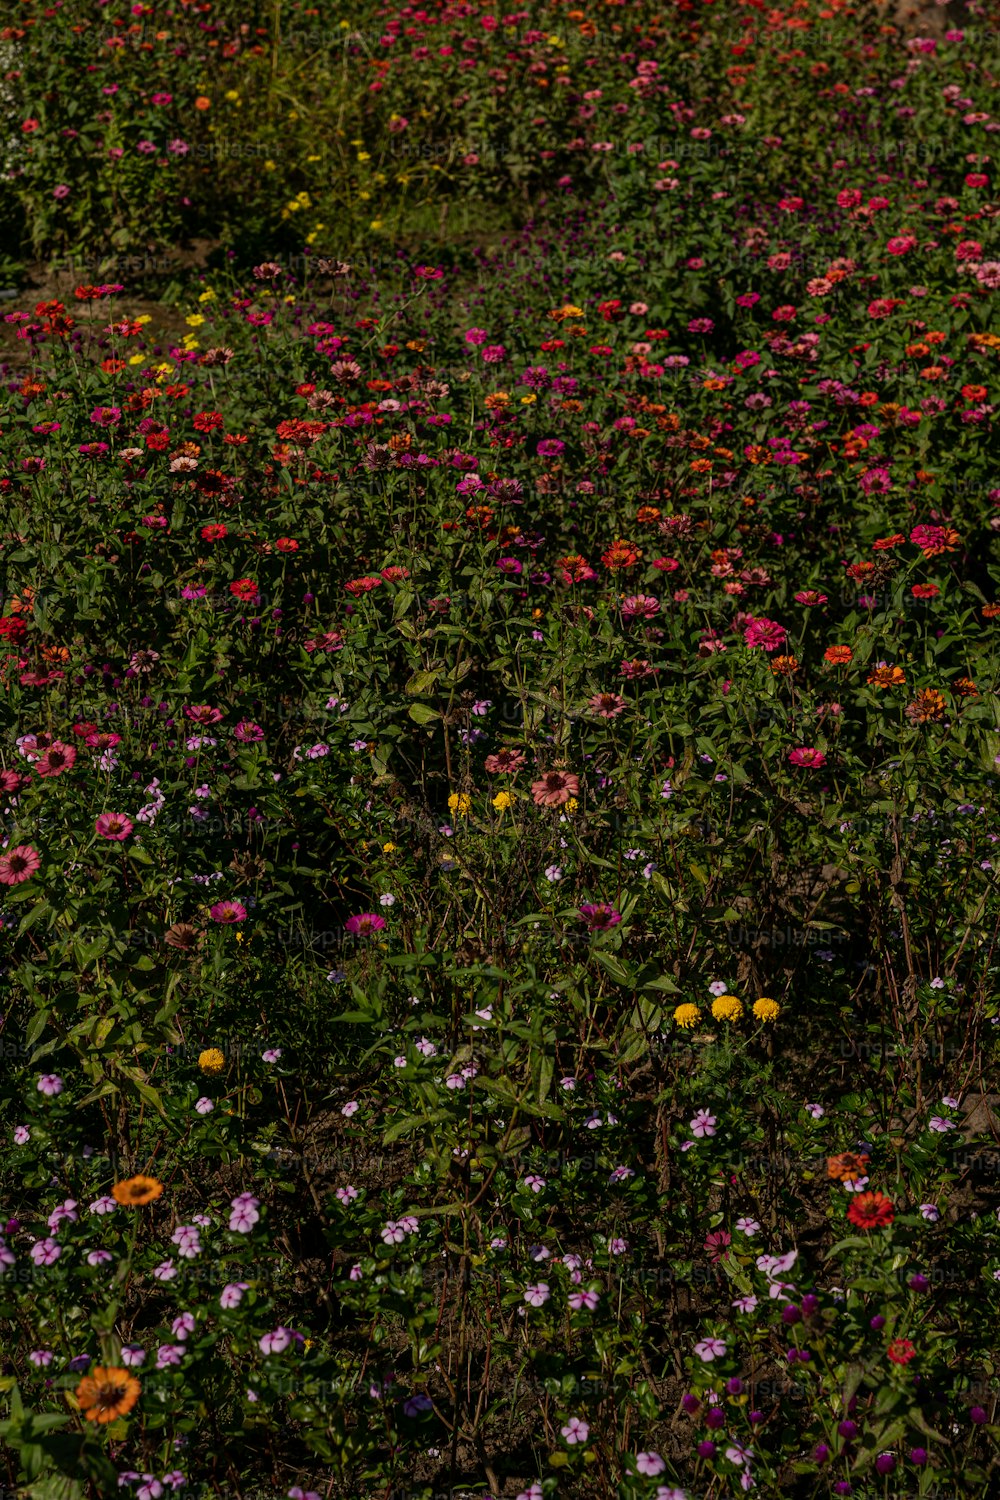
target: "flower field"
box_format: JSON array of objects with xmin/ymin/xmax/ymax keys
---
[{"xmin": 2, "ymin": 0, "xmax": 1000, "ymax": 1496}]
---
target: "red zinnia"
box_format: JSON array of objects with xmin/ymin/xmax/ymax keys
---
[
  {"xmin": 229, "ymin": 579, "xmax": 259, "ymax": 601},
  {"xmin": 847, "ymin": 1191, "xmax": 895, "ymax": 1230},
  {"xmin": 887, "ymin": 1338, "xmax": 916, "ymax": 1365}
]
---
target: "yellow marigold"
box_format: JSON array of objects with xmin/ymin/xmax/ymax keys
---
[
  {"xmin": 492, "ymin": 790, "xmax": 514, "ymax": 811},
  {"xmin": 712, "ymin": 994, "xmax": 743, "ymax": 1022},
  {"xmin": 753, "ymin": 997, "xmax": 780, "ymax": 1023},
  {"xmin": 382, "ymin": 841, "xmax": 396, "ymax": 853},
  {"xmin": 564, "ymin": 797, "xmax": 578, "ymax": 814},
  {"xmin": 447, "ymin": 793, "xmax": 472, "ymax": 817},
  {"xmin": 198, "ymin": 1048, "xmax": 225, "ymax": 1076},
  {"xmin": 674, "ymin": 1003, "xmax": 700, "ymax": 1029}
]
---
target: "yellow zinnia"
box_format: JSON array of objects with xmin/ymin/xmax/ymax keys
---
[{"xmin": 712, "ymin": 994, "xmax": 743, "ymax": 1022}]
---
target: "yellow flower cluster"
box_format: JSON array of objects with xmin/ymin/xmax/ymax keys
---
[
  {"xmin": 674, "ymin": 996, "xmax": 781, "ymax": 1029},
  {"xmin": 447, "ymin": 793, "xmax": 472, "ymax": 817}
]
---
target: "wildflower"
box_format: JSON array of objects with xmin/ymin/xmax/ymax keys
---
[
  {"xmin": 112, "ymin": 1176, "xmax": 163, "ymax": 1207},
  {"xmin": 198, "ymin": 1049, "xmax": 225, "ymax": 1076},
  {"xmin": 76, "ymin": 1367, "xmax": 141, "ymax": 1423},
  {"xmin": 689, "ymin": 1110, "xmax": 717, "ymax": 1138},
  {"xmin": 524, "ymin": 1283, "xmax": 550, "ymax": 1307},
  {"xmin": 447, "ymin": 793, "xmax": 472, "ymax": 817},
  {"xmin": 674, "ymin": 1003, "xmax": 700, "ymax": 1029},
  {"xmin": 753, "ymin": 998, "xmax": 779, "ymax": 1022},
  {"xmin": 36, "ymin": 1074, "xmax": 63, "ymax": 1096},
  {"xmin": 561, "ymin": 1416, "xmax": 590, "ymax": 1444},
  {"xmin": 887, "ymin": 1338, "xmax": 917, "ymax": 1365},
  {"xmin": 492, "ymin": 790, "xmax": 514, "ymax": 811}
]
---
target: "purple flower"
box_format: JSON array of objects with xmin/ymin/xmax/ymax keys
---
[
  {"xmin": 634, "ymin": 1452, "xmax": 666, "ymax": 1477},
  {"xmin": 561, "ymin": 1416, "xmax": 589, "ymax": 1445},
  {"xmin": 155, "ymin": 1344, "xmax": 186, "ymax": 1369},
  {"xmin": 30, "ymin": 1238, "xmax": 61, "ymax": 1266},
  {"xmin": 689, "ymin": 1110, "xmax": 717, "ymax": 1138},
  {"xmin": 220, "ymin": 1282, "xmax": 249, "ymax": 1309},
  {"xmin": 524, "ymin": 1283, "xmax": 550, "ymax": 1307},
  {"xmin": 37, "ymin": 1075, "xmax": 64, "ymax": 1097}
]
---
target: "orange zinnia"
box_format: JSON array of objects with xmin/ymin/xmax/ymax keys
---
[
  {"xmin": 867, "ymin": 665, "xmax": 906, "ymax": 689},
  {"xmin": 76, "ymin": 1366, "xmax": 141, "ymax": 1423},
  {"xmin": 824, "ymin": 645, "xmax": 853, "ymax": 665},
  {"xmin": 828, "ymin": 1151, "xmax": 870, "ymax": 1183},
  {"xmin": 112, "ymin": 1175, "xmax": 164, "ymax": 1207}
]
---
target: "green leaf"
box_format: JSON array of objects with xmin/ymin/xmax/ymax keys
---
[
  {"xmin": 404, "ymin": 670, "xmax": 440, "ymax": 696},
  {"xmin": 408, "ymin": 703, "xmax": 440, "ymax": 724},
  {"xmin": 594, "ymin": 950, "xmax": 630, "ymax": 985}
]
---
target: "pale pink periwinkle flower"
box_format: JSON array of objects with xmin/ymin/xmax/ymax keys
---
[
  {"xmin": 220, "ymin": 1282, "xmax": 250, "ymax": 1309},
  {"xmin": 561, "ymin": 1416, "xmax": 590, "ymax": 1444},
  {"xmin": 30, "ymin": 1238, "xmax": 61, "ymax": 1266},
  {"xmin": 229, "ymin": 1194, "xmax": 261, "ymax": 1233},
  {"xmin": 694, "ymin": 1337, "xmax": 727, "ymax": 1361},
  {"xmin": 259, "ymin": 1327, "xmax": 294, "ymax": 1355}
]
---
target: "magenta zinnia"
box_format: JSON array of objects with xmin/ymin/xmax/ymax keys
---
[
  {"xmin": 345, "ymin": 913, "xmax": 387, "ymax": 936},
  {"xmin": 578, "ymin": 903, "xmax": 622, "ymax": 931},
  {"xmin": 209, "ymin": 900, "xmax": 248, "ymax": 923}
]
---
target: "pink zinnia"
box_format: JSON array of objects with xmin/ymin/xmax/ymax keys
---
[
  {"xmin": 578, "ymin": 903, "xmax": 622, "ymax": 931},
  {"xmin": 95, "ymin": 813, "xmax": 133, "ymax": 841},
  {"xmin": 743, "ymin": 617, "xmax": 788, "ymax": 652},
  {"xmin": 210, "ymin": 900, "xmax": 248, "ymax": 923},
  {"xmin": 588, "ymin": 693, "xmax": 627, "ymax": 718},
  {"xmin": 788, "ymin": 747, "xmax": 826, "ymax": 769},
  {"xmin": 484, "ymin": 749, "xmax": 525, "ymax": 774},
  {"xmin": 0, "ymin": 845, "xmax": 41, "ymax": 884},
  {"xmin": 33, "ymin": 741, "xmax": 76, "ymax": 778},
  {"xmin": 531, "ymin": 771, "xmax": 580, "ymax": 807},
  {"xmin": 345, "ymin": 913, "xmax": 387, "ymax": 936},
  {"xmin": 621, "ymin": 594, "xmax": 660, "ymax": 620}
]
